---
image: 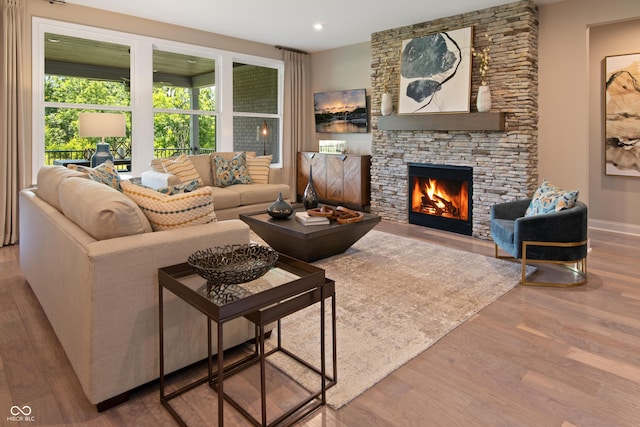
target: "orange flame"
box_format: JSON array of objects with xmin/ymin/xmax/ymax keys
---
[{"xmin": 411, "ymin": 177, "xmax": 469, "ymax": 220}]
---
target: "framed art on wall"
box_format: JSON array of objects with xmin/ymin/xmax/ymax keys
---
[
  {"xmin": 604, "ymin": 53, "xmax": 640, "ymax": 177},
  {"xmin": 398, "ymin": 26, "xmax": 472, "ymax": 114},
  {"xmin": 314, "ymin": 89, "xmax": 368, "ymax": 133}
]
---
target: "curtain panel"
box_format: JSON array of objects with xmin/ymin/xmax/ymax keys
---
[
  {"xmin": 1, "ymin": 0, "xmax": 26, "ymax": 247},
  {"xmin": 282, "ymin": 50, "xmax": 310, "ymax": 200}
]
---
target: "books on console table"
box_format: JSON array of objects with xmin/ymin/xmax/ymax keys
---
[{"xmin": 295, "ymin": 211, "xmax": 330, "ymax": 226}]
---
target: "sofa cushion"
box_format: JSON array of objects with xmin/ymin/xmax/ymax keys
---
[
  {"xmin": 246, "ymin": 155, "xmax": 272, "ymax": 184},
  {"xmin": 69, "ymin": 160, "xmax": 122, "ymax": 190},
  {"xmin": 213, "ymin": 152, "xmax": 253, "ymax": 187},
  {"xmin": 161, "ymin": 154, "xmax": 204, "ymax": 186},
  {"xmin": 525, "ymin": 180, "xmax": 579, "ymax": 217},
  {"xmin": 59, "ymin": 177, "xmax": 152, "ymax": 240},
  {"xmin": 224, "ymin": 183, "xmax": 290, "ymax": 206},
  {"xmin": 36, "ymin": 166, "xmax": 88, "ymax": 212},
  {"xmin": 208, "ymin": 187, "xmax": 242, "ymax": 210},
  {"xmin": 121, "ymin": 181, "xmax": 216, "ymax": 231}
]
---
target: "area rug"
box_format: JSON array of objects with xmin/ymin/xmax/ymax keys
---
[{"xmin": 254, "ymin": 229, "xmax": 533, "ymax": 409}]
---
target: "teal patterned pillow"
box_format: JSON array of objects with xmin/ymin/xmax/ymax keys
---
[
  {"xmin": 70, "ymin": 160, "xmax": 122, "ymax": 191},
  {"xmin": 525, "ymin": 180, "xmax": 578, "ymax": 217},
  {"xmin": 214, "ymin": 152, "xmax": 253, "ymax": 187},
  {"xmin": 153, "ymin": 179, "xmax": 200, "ymax": 195}
]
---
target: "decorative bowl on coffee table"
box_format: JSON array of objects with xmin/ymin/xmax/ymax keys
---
[{"xmin": 188, "ymin": 244, "xmax": 278, "ymax": 288}]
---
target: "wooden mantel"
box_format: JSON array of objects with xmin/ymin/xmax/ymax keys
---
[{"xmin": 377, "ymin": 112, "xmax": 505, "ymax": 131}]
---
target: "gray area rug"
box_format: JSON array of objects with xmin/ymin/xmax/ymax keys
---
[{"xmin": 254, "ymin": 229, "xmax": 532, "ymax": 409}]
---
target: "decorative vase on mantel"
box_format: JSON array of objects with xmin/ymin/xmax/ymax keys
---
[
  {"xmin": 477, "ymin": 85, "xmax": 492, "ymax": 113},
  {"xmin": 302, "ymin": 164, "xmax": 319, "ymax": 210},
  {"xmin": 381, "ymin": 92, "xmax": 393, "ymax": 116}
]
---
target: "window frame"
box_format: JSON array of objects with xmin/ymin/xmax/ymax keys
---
[{"xmin": 32, "ymin": 18, "xmax": 284, "ymax": 182}]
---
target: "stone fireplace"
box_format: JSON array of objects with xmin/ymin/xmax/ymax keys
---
[
  {"xmin": 369, "ymin": 0, "xmax": 540, "ymax": 239},
  {"xmin": 408, "ymin": 163, "xmax": 473, "ymax": 235}
]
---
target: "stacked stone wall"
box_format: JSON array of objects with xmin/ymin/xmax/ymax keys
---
[{"xmin": 370, "ymin": 0, "xmax": 539, "ymax": 239}]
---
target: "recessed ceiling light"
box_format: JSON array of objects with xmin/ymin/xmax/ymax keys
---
[
  {"xmin": 187, "ymin": 59, "xmax": 197, "ymax": 64},
  {"xmin": 313, "ymin": 23, "xmax": 324, "ymax": 31},
  {"xmin": 47, "ymin": 38, "xmax": 60, "ymax": 43}
]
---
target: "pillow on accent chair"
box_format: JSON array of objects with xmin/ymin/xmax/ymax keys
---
[
  {"xmin": 161, "ymin": 154, "xmax": 204, "ymax": 186},
  {"xmin": 525, "ymin": 179, "xmax": 579, "ymax": 217},
  {"xmin": 246, "ymin": 155, "xmax": 272, "ymax": 184},
  {"xmin": 213, "ymin": 152, "xmax": 253, "ymax": 187},
  {"xmin": 120, "ymin": 180, "xmax": 216, "ymax": 231},
  {"xmin": 69, "ymin": 160, "xmax": 122, "ymax": 190}
]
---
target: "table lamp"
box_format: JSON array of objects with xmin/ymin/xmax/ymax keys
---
[{"xmin": 79, "ymin": 112, "xmax": 126, "ymax": 167}]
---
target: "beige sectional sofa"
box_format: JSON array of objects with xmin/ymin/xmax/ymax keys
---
[
  {"xmin": 18, "ymin": 154, "xmax": 290, "ymax": 409},
  {"xmin": 141, "ymin": 152, "xmax": 291, "ymax": 221}
]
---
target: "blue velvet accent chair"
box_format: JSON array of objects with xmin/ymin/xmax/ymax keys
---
[{"xmin": 490, "ymin": 199, "xmax": 588, "ymax": 287}]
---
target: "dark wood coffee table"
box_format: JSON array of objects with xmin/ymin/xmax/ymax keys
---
[{"xmin": 240, "ymin": 208, "xmax": 381, "ymax": 262}]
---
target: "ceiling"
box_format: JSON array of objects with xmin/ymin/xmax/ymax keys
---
[{"xmin": 64, "ymin": 0, "xmax": 564, "ymax": 53}]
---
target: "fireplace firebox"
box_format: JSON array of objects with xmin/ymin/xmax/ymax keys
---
[{"xmin": 408, "ymin": 163, "xmax": 473, "ymax": 235}]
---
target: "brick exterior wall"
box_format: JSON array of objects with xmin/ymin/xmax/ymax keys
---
[
  {"xmin": 233, "ymin": 64, "xmax": 280, "ymax": 162},
  {"xmin": 370, "ymin": 0, "xmax": 539, "ymax": 239}
]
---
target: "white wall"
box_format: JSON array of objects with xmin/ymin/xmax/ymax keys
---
[
  {"xmin": 309, "ymin": 43, "xmax": 372, "ymax": 154},
  {"xmin": 538, "ymin": 0, "xmax": 640, "ymax": 232},
  {"xmin": 588, "ymin": 19, "xmax": 640, "ymax": 234}
]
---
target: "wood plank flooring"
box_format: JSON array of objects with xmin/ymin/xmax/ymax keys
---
[{"xmin": 1, "ymin": 221, "xmax": 639, "ymax": 426}]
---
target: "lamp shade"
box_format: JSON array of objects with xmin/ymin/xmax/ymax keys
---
[{"xmin": 79, "ymin": 113, "xmax": 126, "ymax": 138}]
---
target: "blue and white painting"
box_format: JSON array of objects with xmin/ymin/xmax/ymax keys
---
[{"xmin": 399, "ymin": 27, "xmax": 472, "ymax": 114}]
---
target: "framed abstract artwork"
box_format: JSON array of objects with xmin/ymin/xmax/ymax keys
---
[
  {"xmin": 398, "ymin": 26, "xmax": 472, "ymax": 114},
  {"xmin": 604, "ymin": 53, "xmax": 640, "ymax": 177}
]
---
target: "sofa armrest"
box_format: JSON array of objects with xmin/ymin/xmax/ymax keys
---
[{"xmin": 140, "ymin": 170, "xmax": 182, "ymax": 189}]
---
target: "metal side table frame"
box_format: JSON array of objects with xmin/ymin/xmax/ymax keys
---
[{"xmin": 158, "ymin": 254, "xmax": 336, "ymax": 426}]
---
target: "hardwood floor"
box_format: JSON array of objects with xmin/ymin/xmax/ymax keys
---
[{"xmin": 1, "ymin": 221, "xmax": 639, "ymax": 426}]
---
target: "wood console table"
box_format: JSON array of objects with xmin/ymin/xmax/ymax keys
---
[{"xmin": 297, "ymin": 152, "xmax": 371, "ymax": 211}]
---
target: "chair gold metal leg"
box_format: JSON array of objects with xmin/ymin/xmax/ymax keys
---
[{"xmin": 520, "ymin": 240, "xmax": 588, "ymax": 287}]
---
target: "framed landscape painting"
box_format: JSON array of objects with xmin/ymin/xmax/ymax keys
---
[
  {"xmin": 604, "ymin": 52, "xmax": 640, "ymax": 177},
  {"xmin": 398, "ymin": 26, "xmax": 472, "ymax": 114}
]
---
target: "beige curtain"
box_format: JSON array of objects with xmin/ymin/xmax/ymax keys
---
[
  {"xmin": 1, "ymin": 0, "xmax": 25, "ymax": 247},
  {"xmin": 282, "ymin": 50, "xmax": 309, "ymax": 200}
]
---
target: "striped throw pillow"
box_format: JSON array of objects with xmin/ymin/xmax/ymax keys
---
[
  {"xmin": 121, "ymin": 181, "xmax": 216, "ymax": 231},
  {"xmin": 246, "ymin": 155, "xmax": 272, "ymax": 184},
  {"xmin": 161, "ymin": 154, "xmax": 204, "ymax": 186}
]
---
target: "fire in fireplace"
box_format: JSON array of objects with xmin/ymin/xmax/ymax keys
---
[{"xmin": 408, "ymin": 163, "xmax": 473, "ymax": 235}]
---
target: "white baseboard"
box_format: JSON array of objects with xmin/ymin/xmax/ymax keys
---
[{"xmin": 589, "ymin": 219, "xmax": 640, "ymax": 237}]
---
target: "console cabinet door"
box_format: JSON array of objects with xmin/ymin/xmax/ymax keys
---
[
  {"xmin": 343, "ymin": 155, "xmax": 370, "ymax": 209},
  {"xmin": 297, "ymin": 152, "xmax": 327, "ymax": 201},
  {"xmin": 325, "ymin": 155, "xmax": 344, "ymax": 203}
]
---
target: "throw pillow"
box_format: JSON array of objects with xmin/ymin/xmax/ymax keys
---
[
  {"xmin": 161, "ymin": 154, "xmax": 204, "ymax": 186},
  {"xmin": 246, "ymin": 155, "xmax": 272, "ymax": 184},
  {"xmin": 213, "ymin": 152, "xmax": 253, "ymax": 187},
  {"xmin": 121, "ymin": 180, "xmax": 216, "ymax": 231},
  {"xmin": 69, "ymin": 160, "xmax": 122, "ymax": 190},
  {"xmin": 153, "ymin": 179, "xmax": 200, "ymax": 195},
  {"xmin": 525, "ymin": 180, "xmax": 579, "ymax": 217}
]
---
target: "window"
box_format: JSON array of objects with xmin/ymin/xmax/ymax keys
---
[
  {"xmin": 152, "ymin": 48, "xmax": 217, "ymax": 158},
  {"xmin": 32, "ymin": 18, "xmax": 284, "ymax": 181},
  {"xmin": 42, "ymin": 32, "xmax": 132, "ymax": 170},
  {"xmin": 233, "ymin": 62, "xmax": 281, "ymax": 163}
]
